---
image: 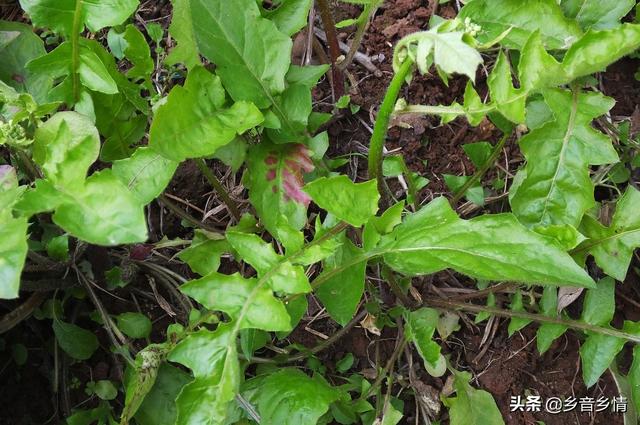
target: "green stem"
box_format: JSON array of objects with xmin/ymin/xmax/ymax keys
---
[
  {"xmin": 70, "ymin": 0, "xmax": 83, "ymax": 103},
  {"xmin": 451, "ymin": 132, "xmax": 509, "ymax": 205},
  {"xmin": 426, "ymin": 298, "xmax": 640, "ymax": 343},
  {"xmin": 338, "ymin": 2, "xmax": 380, "ymax": 72},
  {"xmin": 368, "ymin": 59, "xmax": 414, "ymax": 195},
  {"xmin": 195, "ymin": 158, "xmax": 242, "ymax": 222}
]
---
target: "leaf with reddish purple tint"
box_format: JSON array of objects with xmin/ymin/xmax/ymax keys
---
[{"xmin": 245, "ymin": 140, "xmax": 314, "ymax": 251}]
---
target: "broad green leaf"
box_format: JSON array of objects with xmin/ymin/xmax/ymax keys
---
[
  {"xmin": 27, "ymin": 40, "xmax": 118, "ymax": 101},
  {"xmin": 518, "ymin": 32, "xmax": 567, "ymax": 91},
  {"xmin": 53, "ymin": 170, "xmax": 148, "ymax": 246},
  {"xmin": 404, "ymin": 308, "xmax": 442, "ymax": 370},
  {"xmin": 316, "ymin": 233, "xmax": 366, "ymax": 326},
  {"xmin": 241, "ymin": 369, "xmax": 340, "ymax": 425},
  {"xmin": 380, "ymin": 197, "xmax": 595, "ymax": 288},
  {"xmin": 264, "ymin": 0, "xmax": 314, "ymax": 37},
  {"xmin": 580, "ymin": 332, "xmax": 626, "ymax": 388},
  {"xmin": 245, "ymin": 141, "xmax": 313, "ymax": 250},
  {"xmin": 581, "ymin": 277, "xmax": 615, "ymax": 327},
  {"xmin": 53, "ymin": 320, "xmax": 99, "ymax": 360},
  {"xmin": 0, "ymin": 217, "xmax": 29, "ymax": 299},
  {"xmin": 510, "ymin": 89, "xmax": 618, "ymax": 228},
  {"xmin": 561, "ymin": 0, "xmax": 635, "ymax": 30},
  {"xmin": 561, "ymin": 24, "xmax": 640, "ymax": 80},
  {"xmin": 32, "ymin": 111, "xmax": 100, "ymax": 189},
  {"xmin": 443, "ymin": 370, "xmax": 505, "ymax": 425},
  {"xmin": 0, "ymin": 21, "xmax": 51, "ymax": 103},
  {"xmin": 575, "ymin": 187, "xmax": 640, "ymax": 281},
  {"xmin": 149, "ymin": 66, "xmax": 263, "ymax": 161},
  {"xmin": 166, "ymin": 0, "xmax": 200, "ymax": 68},
  {"xmin": 121, "ymin": 344, "xmax": 169, "ymax": 424},
  {"xmin": 463, "ymin": 142, "xmax": 492, "ymax": 169},
  {"xmin": 458, "ymin": 0, "xmax": 582, "ymax": 50},
  {"xmin": 536, "ymin": 287, "xmax": 567, "ymax": 354},
  {"xmin": 180, "ymin": 272, "xmax": 291, "ymax": 331},
  {"xmin": 178, "ymin": 230, "xmax": 228, "ymax": 276},
  {"xmin": 380, "ymin": 403, "xmax": 404, "ymax": 425},
  {"xmin": 487, "ymin": 51, "xmax": 525, "ymax": 123},
  {"xmin": 396, "ymin": 30, "xmax": 483, "ymax": 82},
  {"xmin": 304, "ymin": 176, "xmax": 379, "ymax": 227},
  {"xmin": 112, "ymin": 147, "xmax": 178, "ymax": 204},
  {"xmin": 116, "ymin": 312, "xmax": 152, "ymax": 339},
  {"xmin": 168, "ymin": 325, "xmax": 240, "ymax": 425},
  {"xmin": 190, "ymin": 0, "xmax": 291, "ymax": 109},
  {"xmin": 226, "ymin": 231, "xmax": 311, "ymax": 294},
  {"xmin": 19, "ymin": 0, "xmax": 139, "ymax": 36},
  {"xmin": 134, "ymin": 364, "xmax": 190, "ymax": 425}
]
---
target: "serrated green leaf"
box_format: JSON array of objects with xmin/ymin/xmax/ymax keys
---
[
  {"xmin": 316, "ymin": 233, "xmax": 366, "ymax": 326},
  {"xmin": 19, "ymin": 0, "xmax": 139, "ymax": 36},
  {"xmin": 149, "ymin": 66, "xmax": 263, "ymax": 161},
  {"xmin": 180, "ymin": 272, "xmax": 291, "ymax": 331},
  {"xmin": 168, "ymin": 325, "xmax": 240, "ymax": 425},
  {"xmin": 226, "ymin": 231, "xmax": 311, "ymax": 294},
  {"xmin": 444, "ymin": 370, "xmax": 505, "ymax": 425},
  {"xmin": 53, "ymin": 169, "xmax": 148, "ymax": 246},
  {"xmin": 459, "ymin": 0, "xmax": 582, "ymax": 50},
  {"xmin": 575, "ymin": 187, "xmax": 640, "ymax": 281},
  {"xmin": 53, "ymin": 320, "xmax": 99, "ymax": 360},
  {"xmin": 561, "ymin": 0, "xmax": 635, "ymax": 31},
  {"xmin": 510, "ymin": 89, "xmax": 618, "ymax": 228},
  {"xmin": 166, "ymin": 0, "xmax": 200, "ymax": 68},
  {"xmin": 190, "ymin": 0, "xmax": 291, "ymax": 109},
  {"xmin": 264, "ymin": 0, "xmax": 314, "ymax": 37},
  {"xmin": 241, "ymin": 369, "xmax": 340, "ymax": 425},
  {"xmin": 304, "ymin": 176, "xmax": 379, "ymax": 227},
  {"xmin": 32, "ymin": 111, "xmax": 100, "ymax": 189},
  {"xmin": 380, "ymin": 197, "xmax": 594, "ymax": 287},
  {"xmin": 112, "ymin": 147, "xmax": 178, "ymax": 204},
  {"xmin": 0, "ymin": 21, "xmax": 51, "ymax": 103}
]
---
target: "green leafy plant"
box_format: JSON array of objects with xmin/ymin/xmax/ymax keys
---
[{"xmin": 2, "ymin": 0, "xmax": 640, "ymax": 424}]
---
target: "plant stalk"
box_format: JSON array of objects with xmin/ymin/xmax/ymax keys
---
[
  {"xmin": 194, "ymin": 158, "xmax": 241, "ymax": 222},
  {"xmin": 450, "ymin": 132, "xmax": 509, "ymax": 205},
  {"xmin": 368, "ymin": 59, "xmax": 413, "ymax": 195},
  {"xmin": 316, "ymin": 0, "xmax": 345, "ymax": 99},
  {"xmin": 426, "ymin": 298, "xmax": 640, "ymax": 343}
]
